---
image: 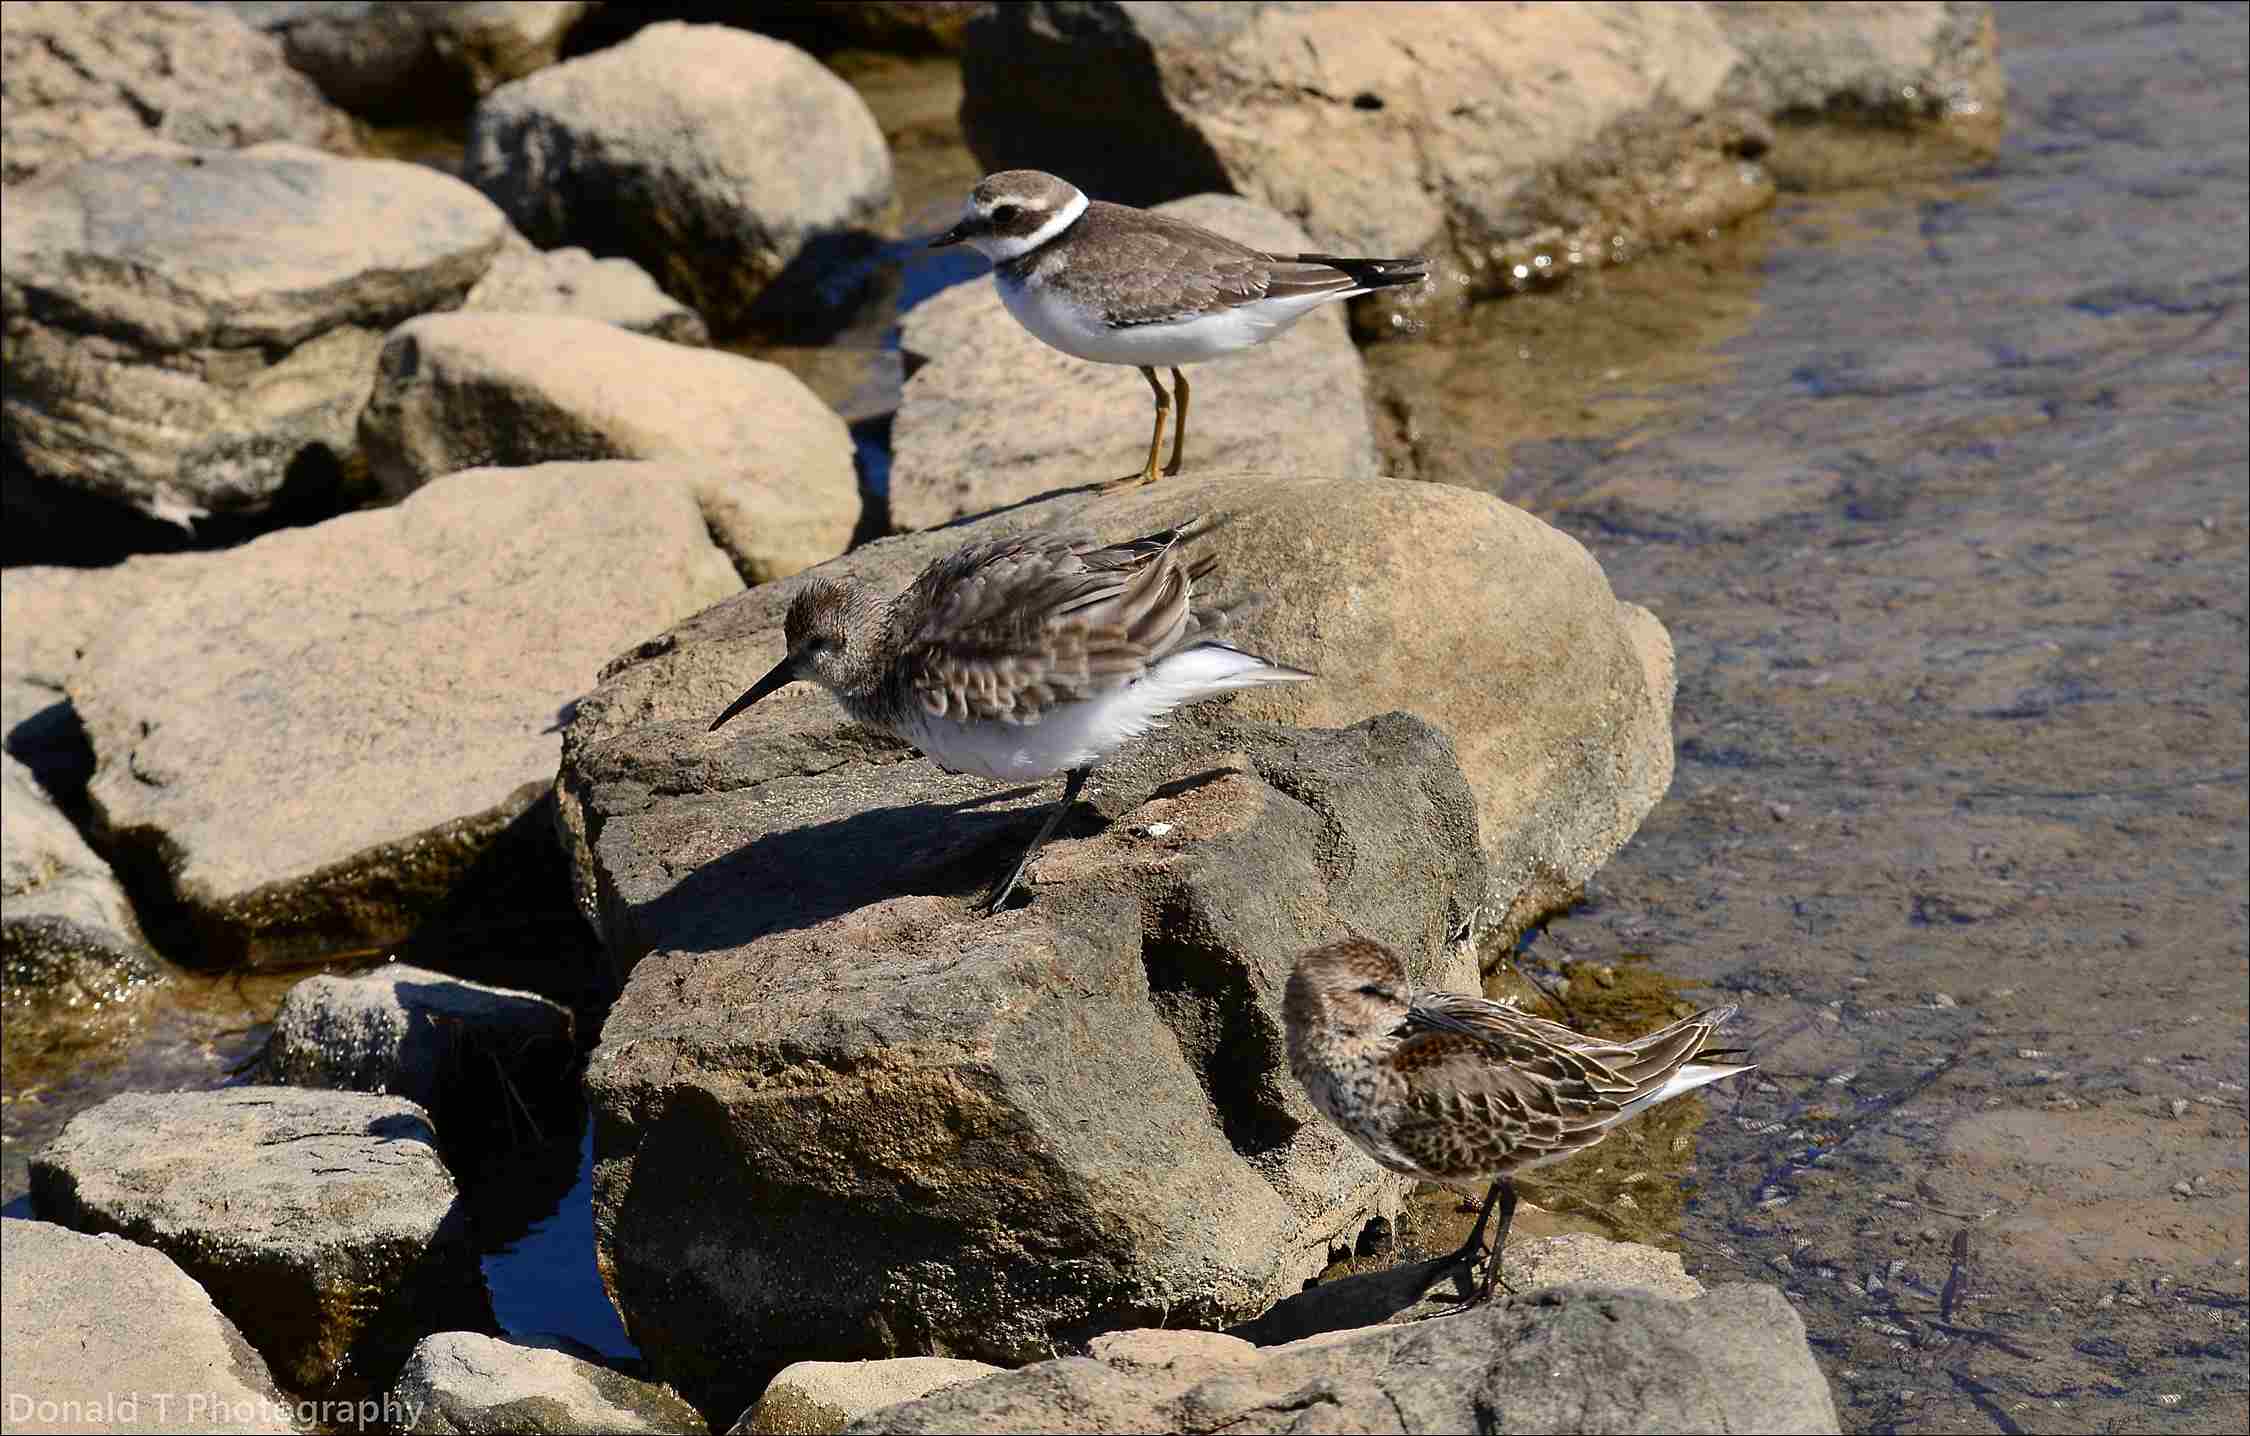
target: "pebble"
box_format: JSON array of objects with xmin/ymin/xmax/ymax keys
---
[
  {"xmin": 2169, "ymin": 1098, "xmax": 2191, "ymax": 1119},
  {"xmin": 1931, "ymin": 992, "xmax": 1957, "ymax": 1008}
]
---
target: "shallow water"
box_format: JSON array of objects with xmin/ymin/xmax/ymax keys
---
[{"xmin": 8, "ymin": 6, "xmax": 2244, "ymax": 1427}]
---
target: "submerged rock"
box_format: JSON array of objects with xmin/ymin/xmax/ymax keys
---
[
  {"xmin": 358, "ymin": 313, "xmax": 860, "ymax": 581},
  {"xmin": 0, "ymin": 0, "xmax": 355, "ymax": 186},
  {"xmin": 1, "ymin": 145, "xmax": 508, "ymax": 531},
  {"xmin": 465, "ymin": 23, "xmax": 895, "ymax": 334},
  {"xmin": 30, "ymin": 1087, "xmax": 489, "ymax": 1395},
  {"xmin": 0, "ymin": 1217, "xmax": 297, "ymax": 1436},
  {"xmin": 391, "ymin": 1331, "xmax": 703, "ymax": 1436},
  {"xmin": 851, "ymin": 1284, "xmax": 1841, "ymax": 1434},
  {"xmin": 890, "ymin": 194, "xmax": 1382, "ymax": 531},
  {"xmin": 65, "ymin": 462, "xmax": 741, "ymax": 964}
]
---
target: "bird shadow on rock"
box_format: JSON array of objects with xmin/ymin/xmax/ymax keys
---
[
  {"xmin": 1226, "ymin": 1254, "xmax": 1478, "ymax": 1346},
  {"xmin": 626, "ymin": 791, "xmax": 1108, "ymax": 957}
]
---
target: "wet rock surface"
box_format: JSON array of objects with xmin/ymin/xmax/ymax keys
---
[
  {"xmin": 889, "ymin": 194, "xmax": 1381, "ymax": 530},
  {"xmin": 1, "ymin": 1217, "xmax": 298, "ymax": 1435},
  {"xmin": 736, "ymin": 1356, "xmax": 1005, "ymax": 1436},
  {"xmin": 29, "ymin": 1086, "xmax": 488, "ymax": 1395},
  {"xmin": 1, "ymin": 144, "xmax": 508, "ymax": 530},
  {"xmin": 2, "ymin": 751, "xmax": 159, "ymax": 1009},
  {"xmin": 262, "ymin": 963, "xmax": 576, "ymax": 1139},
  {"xmin": 560, "ymin": 473, "xmax": 1675, "ymax": 947},
  {"xmin": 0, "ymin": 0, "xmax": 356, "ymax": 186},
  {"xmin": 65, "ymin": 463, "xmax": 741, "ymax": 964},
  {"xmin": 226, "ymin": 1, "xmax": 591, "ymax": 120},
  {"xmin": 1359, "ymin": 3, "xmax": 2249, "ymax": 1429},
  {"xmin": 358, "ymin": 313, "xmax": 861, "ymax": 580},
  {"xmin": 583, "ymin": 711, "xmax": 1486, "ymax": 1421},
  {"xmin": 958, "ymin": 2, "xmax": 2002, "ymax": 319},
  {"xmin": 465, "ymin": 22, "xmax": 895, "ymax": 334},
  {"xmin": 390, "ymin": 1331, "xmax": 703, "ymax": 1436},
  {"xmin": 850, "ymin": 1284, "xmax": 1841, "ymax": 1434}
]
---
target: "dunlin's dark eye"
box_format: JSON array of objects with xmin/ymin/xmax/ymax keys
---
[
  {"xmin": 990, "ymin": 203, "xmax": 1020, "ymax": 226},
  {"xmin": 1356, "ymin": 983, "xmax": 1387, "ymax": 998}
]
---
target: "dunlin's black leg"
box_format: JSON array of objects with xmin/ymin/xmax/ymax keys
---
[
  {"xmin": 983, "ymin": 765, "xmax": 1092, "ymax": 913},
  {"xmin": 1471, "ymin": 1181, "xmax": 1519, "ymax": 1306},
  {"xmin": 1162, "ymin": 367, "xmax": 1190, "ymax": 476}
]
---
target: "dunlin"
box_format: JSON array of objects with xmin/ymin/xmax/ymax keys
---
[
  {"xmin": 708, "ymin": 516, "xmax": 1312, "ymax": 912},
  {"xmin": 929, "ymin": 169, "xmax": 1427, "ymax": 490},
  {"xmin": 1284, "ymin": 937, "xmax": 1754, "ymax": 1304}
]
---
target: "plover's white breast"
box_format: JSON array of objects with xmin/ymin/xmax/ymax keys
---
[{"xmin": 998, "ymin": 269, "xmax": 1351, "ymax": 369}]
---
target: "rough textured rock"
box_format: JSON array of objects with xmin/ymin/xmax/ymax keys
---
[
  {"xmin": 65, "ymin": 463, "xmax": 741, "ymax": 964},
  {"xmin": 226, "ymin": 2, "xmax": 590, "ymax": 119},
  {"xmin": 1509, "ymin": 1231, "xmax": 1707, "ymax": 1301},
  {"xmin": 559, "ymin": 473, "xmax": 1674, "ymax": 948},
  {"xmin": 2, "ymin": 751, "xmax": 160, "ymax": 1009},
  {"xmin": 581, "ymin": 711, "xmax": 1486, "ymax": 1421},
  {"xmin": 262, "ymin": 963, "xmax": 576, "ymax": 1138},
  {"xmin": 358, "ymin": 313, "xmax": 859, "ymax": 581},
  {"xmin": 465, "ymin": 22, "xmax": 895, "ymax": 333},
  {"xmin": 851, "ymin": 1284, "xmax": 1841, "ymax": 1434},
  {"xmin": 958, "ymin": 1, "xmax": 2003, "ymax": 320},
  {"xmin": 0, "ymin": 1218, "xmax": 297, "ymax": 1436},
  {"xmin": 391, "ymin": 1332, "xmax": 703, "ymax": 1436},
  {"xmin": 29, "ymin": 1087, "xmax": 489, "ymax": 1395},
  {"xmin": 1, "ymin": 145, "xmax": 509, "ymax": 529},
  {"xmin": 0, "ymin": 0, "xmax": 356, "ymax": 186},
  {"xmin": 736, "ymin": 1357, "xmax": 1004, "ymax": 1436},
  {"xmin": 890, "ymin": 194, "xmax": 1382, "ymax": 530},
  {"xmin": 462, "ymin": 233, "xmax": 709, "ymax": 344},
  {"xmin": 1, "ymin": 559, "xmax": 176, "ymax": 793}
]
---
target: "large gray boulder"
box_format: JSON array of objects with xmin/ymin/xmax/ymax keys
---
[
  {"xmin": 465, "ymin": 22, "xmax": 895, "ymax": 333},
  {"xmin": 226, "ymin": 2, "xmax": 590, "ymax": 119},
  {"xmin": 1, "ymin": 145, "xmax": 509, "ymax": 529},
  {"xmin": 65, "ymin": 462, "xmax": 742, "ymax": 964},
  {"xmin": 262, "ymin": 963, "xmax": 576, "ymax": 1137},
  {"xmin": 2, "ymin": 751, "xmax": 160, "ymax": 1010},
  {"xmin": 358, "ymin": 312, "xmax": 861, "ymax": 581},
  {"xmin": 958, "ymin": 2, "xmax": 2004, "ymax": 320},
  {"xmin": 390, "ymin": 1331, "xmax": 704, "ymax": 1436},
  {"xmin": 0, "ymin": 0, "xmax": 355, "ymax": 186},
  {"xmin": 29, "ymin": 1087, "xmax": 489, "ymax": 1395},
  {"xmin": 582, "ymin": 712, "xmax": 1488, "ymax": 1421},
  {"xmin": 0, "ymin": 1218, "xmax": 297, "ymax": 1435},
  {"xmin": 851, "ymin": 1285, "xmax": 1841, "ymax": 1434},
  {"xmin": 558, "ymin": 473, "xmax": 1675, "ymax": 951},
  {"xmin": 890, "ymin": 194, "xmax": 1382, "ymax": 531}
]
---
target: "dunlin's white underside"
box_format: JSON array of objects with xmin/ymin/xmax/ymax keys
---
[{"xmin": 904, "ymin": 642, "xmax": 1309, "ymax": 781}]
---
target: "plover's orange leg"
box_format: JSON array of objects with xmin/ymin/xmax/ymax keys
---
[
  {"xmin": 1099, "ymin": 366, "xmax": 1170, "ymax": 493},
  {"xmin": 1161, "ymin": 367, "xmax": 1190, "ymax": 477}
]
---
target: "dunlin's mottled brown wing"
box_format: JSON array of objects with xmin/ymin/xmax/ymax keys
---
[
  {"xmin": 1385, "ymin": 998, "xmax": 1739, "ymax": 1180},
  {"xmin": 894, "ymin": 519, "xmax": 1227, "ymax": 725}
]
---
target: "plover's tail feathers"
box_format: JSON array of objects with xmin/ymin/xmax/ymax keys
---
[{"xmin": 1286, "ymin": 253, "xmax": 1429, "ymax": 292}]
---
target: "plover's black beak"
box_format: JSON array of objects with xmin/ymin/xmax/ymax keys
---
[
  {"xmin": 929, "ymin": 219, "xmax": 975, "ymax": 249},
  {"xmin": 708, "ymin": 654, "xmax": 798, "ymax": 732}
]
